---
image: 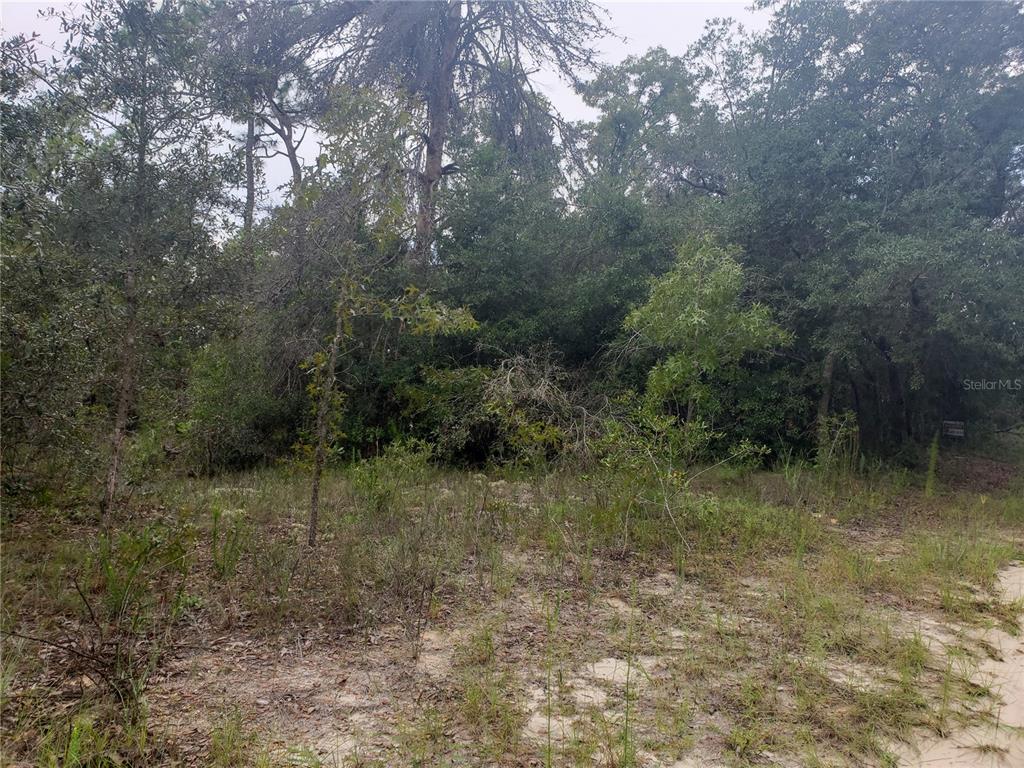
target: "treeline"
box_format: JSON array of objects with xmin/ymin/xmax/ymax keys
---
[{"xmin": 3, "ymin": 0, "xmax": 1023, "ymax": 506}]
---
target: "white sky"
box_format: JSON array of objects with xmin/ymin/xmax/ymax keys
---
[
  {"xmin": 1, "ymin": 0, "xmax": 768, "ymax": 195},
  {"xmin": 533, "ymin": 1, "xmax": 769, "ymax": 122}
]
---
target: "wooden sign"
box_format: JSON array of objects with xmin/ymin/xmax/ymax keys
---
[{"xmin": 941, "ymin": 420, "xmax": 965, "ymax": 438}]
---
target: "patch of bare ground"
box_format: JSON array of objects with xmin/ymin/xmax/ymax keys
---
[
  {"xmin": 895, "ymin": 563, "xmax": 1024, "ymax": 768},
  {"xmin": 939, "ymin": 456, "xmax": 1021, "ymax": 494},
  {"xmin": 140, "ymin": 514, "xmax": 1023, "ymax": 767},
  {"xmin": 148, "ymin": 628, "xmax": 403, "ymax": 764},
  {"xmin": 145, "ymin": 554, "xmax": 728, "ymax": 765}
]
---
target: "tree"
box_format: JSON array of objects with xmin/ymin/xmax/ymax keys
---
[
  {"xmin": 201, "ymin": 0, "xmax": 366, "ymax": 211},
  {"xmin": 11, "ymin": 1, "xmax": 237, "ymax": 517},
  {"xmin": 625, "ymin": 237, "xmax": 788, "ymax": 425},
  {"xmin": 678, "ymin": 0, "xmax": 1024, "ymax": 450},
  {"xmin": 8, "ymin": 0, "xmax": 1020, "ymax": 494},
  {"xmin": 580, "ymin": 47, "xmax": 725, "ymax": 199},
  {"xmin": 301, "ymin": 90, "xmax": 477, "ymax": 546},
  {"xmin": 1, "ymin": 36, "xmax": 109, "ymax": 492},
  {"xmin": 327, "ymin": 0, "xmax": 609, "ymax": 266}
]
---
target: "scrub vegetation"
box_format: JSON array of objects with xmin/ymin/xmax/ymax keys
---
[{"xmin": 2, "ymin": 1, "xmax": 1023, "ymax": 766}]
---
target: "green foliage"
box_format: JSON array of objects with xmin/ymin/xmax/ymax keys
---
[
  {"xmin": 595, "ymin": 397, "xmax": 709, "ymax": 470},
  {"xmin": 816, "ymin": 412, "xmax": 861, "ymax": 476},
  {"xmin": 402, "ymin": 356, "xmax": 580, "ymax": 466},
  {"xmin": 397, "ymin": 287, "xmax": 479, "ymax": 337},
  {"xmin": 183, "ymin": 339, "xmax": 298, "ymax": 473},
  {"xmin": 401, "ymin": 366, "xmax": 495, "ymax": 463},
  {"xmin": 20, "ymin": 521, "xmax": 198, "ymax": 719},
  {"xmin": 5, "ymin": 454, "xmax": 1022, "ymax": 764},
  {"xmin": 349, "ymin": 439, "xmax": 435, "ymax": 520},
  {"xmin": 626, "ymin": 237, "xmax": 789, "ymax": 435},
  {"xmin": 6, "ymin": 3, "xmax": 1024, "ymax": 765},
  {"xmin": 208, "ymin": 709, "xmax": 277, "ymax": 767},
  {"xmin": 96, "ymin": 526, "xmax": 191, "ymax": 627},
  {"xmin": 458, "ymin": 668, "xmax": 523, "ymax": 757},
  {"xmin": 4, "ymin": 0, "xmax": 1022, "ymax": 499},
  {"xmin": 36, "ymin": 711, "xmax": 127, "ymax": 768},
  {"xmin": 210, "ymin": 505, "xmax": 247, "ymax": 581}
]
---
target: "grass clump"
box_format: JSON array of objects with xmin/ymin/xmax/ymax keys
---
[
  {"xmin": 455, "ymin": 624, "xmax": 524, "ymax": 759},
  {"xmin": 209, "ymin": 709, "xmax": 279, "ymax": 768}
]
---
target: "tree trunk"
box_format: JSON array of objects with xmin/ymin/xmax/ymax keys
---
[
  {"xmin": 413, "ymin": 139, "xmax": 442, "ymax": 267},
  {"xmin": 286, "ymin": 145, "xmax": 303, "ymax": 194},
  {"xmin": 412, "ymin": 1, "xmax": 462, "ymax": 267},
  {"xmin": 101, "ymin": 296, "xmax": 136, "ymax": 525},
  {"xmin": 308, "ymin": 286, "xmax": 348, "ymax": 547},
  {"xmin": 102, "ymin": 101, "xmax": 147, "ymax": 526},
  {"xmin": 877, "ymin": 337, "xmax": 908, "ymax": 446},
  {"xmin": 263, "ymin": 95, "xmax": 304, "ymax": 195},
  {"xmin": 243, "ymin": 102, "xmax": 256, "ymax": 247},
  {"xmin": 850, "ymin": 374, "xmax": 866, "ymax": 446}
]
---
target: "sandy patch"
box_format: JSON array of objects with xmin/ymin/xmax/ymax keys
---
[
  {"xmin": 522, "ymin": 684, "xmax": 575, "ymax": 742},
  {"xmin": 415, "ymin": 628, "xmax": 458, "ymax": 678},
  {"xmin": 588, "ymin": 655, "xmax": 660, "ymax": 685},
  {"xmin": 823, "ymin": 658, "xmax": 895, "ymax": 693},
  {"xmin": 641, "ymin": 571, "xmax": 682, "ymax": 597},
  {"xmin": 897, "ymin": 564, "xmax": 1024, "ymax": 768},
  {"xmin": 148, "ymin": 640, "xmax": 395, "ymax": 762},
  {"xmin": 603, "ymin": 596, "xmax": 633, "ymax": 615}
]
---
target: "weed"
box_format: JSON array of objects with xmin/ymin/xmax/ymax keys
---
[
  {"xmin": 925, "ymin": 432, "xmax": 940, "ymax": 498},
  {"xmin": 455, "ymin": 623, "xmax": 523, "ymax": 759},
  {"xmin": 542, "ymin": 592, "xmax": 562, "ymax": 767},
  {"xmin": 459, "ymin": 668, "xmax": 523, "ymax": 757},
  {"xmin": 211, "ymin": 505, "xmax": 247, "ymax": 580},
  {"xmin": 210, "ymin": 709, "xmax": 253, "ymax": 767},
  {"xmin": 619, "ymin": 584, "xmax": 639, "ymax": 768},
  {"xmin": 396, "ymin": 706, "xmax": 448, "ymax": 764}
]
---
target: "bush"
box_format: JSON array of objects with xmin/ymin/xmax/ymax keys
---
[
  {"xmin": 349, "ymin": 439, "xmax": 435, "ymax": 523},
  {"xmin": 182, "ymin": 339, "xmax": 300, "ymax": 473},
  {"xmin": 402, "ymin": 353, "xmax": 596, "ymax": 466}
]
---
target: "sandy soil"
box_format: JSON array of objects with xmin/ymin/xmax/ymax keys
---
[
  {"xmin": 896, "ymin": 564, "xmax": 1024, "ymax": 768},
  {"xmin": 145, "ymin": 556, "xmax": 1024, "ymax": 767}
]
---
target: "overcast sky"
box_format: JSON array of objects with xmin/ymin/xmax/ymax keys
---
[{"xmin": 2, "ymin": 1, "xmax": 768, "ymax": 195}]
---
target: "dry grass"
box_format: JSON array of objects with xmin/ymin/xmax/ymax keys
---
[{"xmin": 2, "ymin": 451, "xmax": 1022, "ymax": 766}]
